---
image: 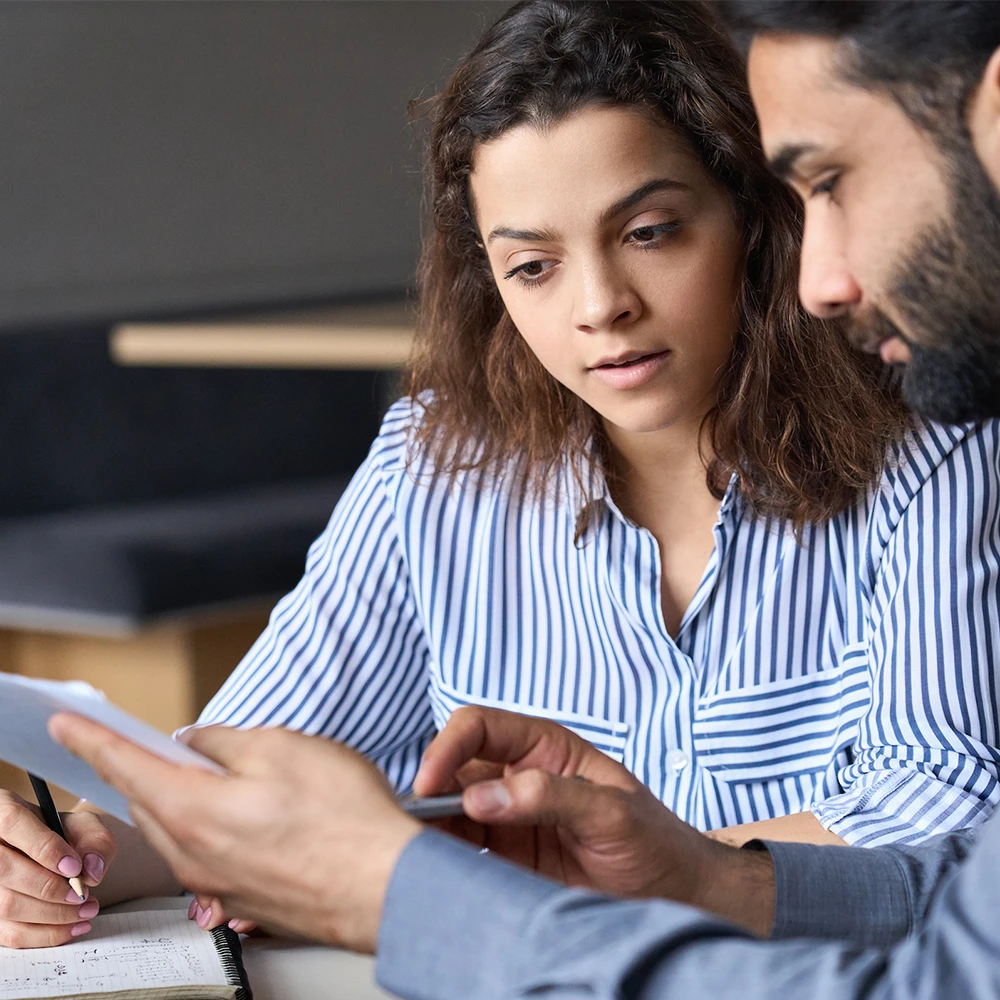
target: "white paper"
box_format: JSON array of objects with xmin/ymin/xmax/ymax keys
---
[
  {"xmin": 0, "ymin": 906, "xmax": 230, "ymax": 997},
  {"xmin": 0, "ymin": 671, "xmax": 223, "ymax": 824}
]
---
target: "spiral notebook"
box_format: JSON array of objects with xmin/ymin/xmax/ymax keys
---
[{"xmin": 0, "ymin": 900, "xmax": 252, "ymax": 1000}]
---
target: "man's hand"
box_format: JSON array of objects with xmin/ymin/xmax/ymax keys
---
[
  {"xmin": 47, "ymin": 716, "xmax": 421, "ymax": 953},
  {"xmin": 415, "ymin": 706, "xmax": 776, "ymax": 935}
]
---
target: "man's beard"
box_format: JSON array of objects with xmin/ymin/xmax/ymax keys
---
[{"xmin": 844, "ymin": 143, "xmax": 1000, "ymax": 424}]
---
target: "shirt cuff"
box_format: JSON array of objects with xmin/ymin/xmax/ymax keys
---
[
  {"xmin": 759, "ymin": 839, "xmax": 913, "ymax": 946},
  {"xmin": 376, "ymin": 830, "xmax": 562, "ymax": 1000}
]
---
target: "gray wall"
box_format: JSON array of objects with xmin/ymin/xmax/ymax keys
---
[{"xmin": 0, "ymin": 1, "xmax": 507, "ymax": 328}]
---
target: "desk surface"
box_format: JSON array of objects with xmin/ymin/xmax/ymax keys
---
[
  {"xmin": 242, "ymin": 936, "xmax": 393, "ymax": 1000},
  {"xmin": 110, "ymin": 302, "xmax": 415, "ymax": 370}
]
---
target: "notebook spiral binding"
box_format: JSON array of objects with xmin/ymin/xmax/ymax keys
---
[{"xmin": 210, "ymin": 925, "xmax": 254, "ymax": 1000}]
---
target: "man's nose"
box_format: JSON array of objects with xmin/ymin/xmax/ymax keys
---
[
  {"xmin": 572, "ymin": 259, "xmax": 642, "ymax": 332},
  {"xmin": 797, "ymin": 213, "xmax": 862, "ymax": 319}
]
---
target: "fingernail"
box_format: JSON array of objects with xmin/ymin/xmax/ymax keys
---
[
  {"xmin": 66, "ymin": 886, "xmax": 89, "ymax": 903},
  {"xmin": 78, "ymin": 900, "xmax": 100, "ymax": 920},
  {"xmin": 197, "ymin": 906, "xmax": 212, "ymax": 929},
  {"xmin": 188, "ymin": 899, "xmax": 198, "ymax": 920},
  {"xmin": 70, "ymin": 922, "xmax": 92, "ymax": 937},
  {"xmin": 58, "ymin": 856, "xmax": 82, "ymax": 878},
  {"xmin": 467, "ymin": 780, "xmax": 512, "ymax": 814},
  {"xmin": 83, "ymin": 854, "xmax": 104, "ymax": 882},
  {"xmin": 228, "ymin": 919, "xmax": 241, "ymax": 931}
]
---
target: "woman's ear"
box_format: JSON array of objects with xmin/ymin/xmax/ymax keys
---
[{"xmin": 967, "ymin": 46, "xmax": 1000, "ymax": 190}]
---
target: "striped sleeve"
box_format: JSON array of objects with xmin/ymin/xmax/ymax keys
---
[
  {"xmin": 196, "ymin": 401, "xmax": 436, "ymax": 793},
  {"xmin": 813, "ymin": 420, "xmax": 1000, "ymax": 845}
]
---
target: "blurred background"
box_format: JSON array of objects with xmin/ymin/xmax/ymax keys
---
[{"xmin": 0, "ymin": 0, "xmax": 509, "ymax": 801}]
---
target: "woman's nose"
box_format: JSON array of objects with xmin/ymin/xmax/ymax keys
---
[{"xmin": 571, "ymin": 260, "xmax": 643, "ymax": 332}]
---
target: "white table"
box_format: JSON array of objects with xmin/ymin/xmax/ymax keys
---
[{"xmin": 242, "ymin": 936, "xmax": 393, "ymax": 1000}]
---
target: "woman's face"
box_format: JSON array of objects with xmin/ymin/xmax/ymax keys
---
[{"xmin": 470, "ymin": 104, "xmax": 743, "ymax": 439}]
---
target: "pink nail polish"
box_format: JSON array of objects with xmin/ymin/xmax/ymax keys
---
[
  {"xmin": 57, "ymin": 857, "xmax": 82, "ymax": 878},
  {"xmin": 83, "ymin": 853, "xmax": 105, "ymax": 882},
  {"xmin": 188, "ymin": 899, "xmax": 198, "ymax": 920},
  {"xmin": 70, "ymin": 922, "xmax": 92, "ymax": 937},
  {"xmin": 66, "ymin": 886, "xmax": 89, "ymax": 903},
  {"xmin": 197, "ymin": 906, "xmax": 212, "ymax": 929},
  {"xmin": 228, "ymin": 919, "xmax": 240, "ymax": 931},
  {"xmin": 78, "ymin": 900, "xmax": 100, "ymax": 920}
]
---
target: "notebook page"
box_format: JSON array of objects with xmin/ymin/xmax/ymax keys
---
[{"xmin": 0, "ymin": 909, "xmax": 230, "ymax": 999}]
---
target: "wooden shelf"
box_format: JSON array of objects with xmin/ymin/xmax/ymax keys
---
[{"xmin": 110, "ymin": 303, "xmax": 416, "ymax": 370}]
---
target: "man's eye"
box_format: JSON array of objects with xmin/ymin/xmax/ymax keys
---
[{"xmin": 810, "ymin": 174, "xmax": 840, "ymax": 198}]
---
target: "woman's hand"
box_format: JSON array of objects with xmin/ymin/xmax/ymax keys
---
[
  {"xmin": 414, "ymin": 707, "xmax": 775, "ymax": 934},
  {"xmin": 188, "ymin": 893, "xmax": 256, "ymax": 935},
  {"xmin": 0, "ymin": 789, "xmax": 116, "ymax": 947}
]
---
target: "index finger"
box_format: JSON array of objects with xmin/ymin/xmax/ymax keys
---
[
  {"xmin": 0, "ymin": 792, "xmax": 81, "ymax": 882},
  {"xmin": 46, "ymin": 714, "xmax": 211, "ymax": 829},
  {"xmin": 414, "ymin": 707, "xmax": 578, "ymax": 796}
]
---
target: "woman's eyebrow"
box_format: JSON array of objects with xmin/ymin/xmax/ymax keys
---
[
  {"xmin": 486, "ymin": 224, "xmax": 559, "ymax": 246},
  {"xmin": 485, "ymin": 177, "xmax": 690, "ymax": 246},
  {"xmin": 598, "ymin": 177, "xmax": 690, "ymax": 224}
]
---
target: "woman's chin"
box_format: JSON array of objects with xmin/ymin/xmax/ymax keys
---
[{"xmin": 596, "ymin": 404, "xmax": 688, "ymax": 439}]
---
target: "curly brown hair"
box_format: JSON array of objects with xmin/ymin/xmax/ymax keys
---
[{"xmin": 406, "ymin": 0, "xmax": 908, "ymax": 529}]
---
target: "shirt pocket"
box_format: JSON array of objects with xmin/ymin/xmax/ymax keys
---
[
  {"xmin": 692, "ymin": 643, "xmax": 871, "ymax": 784},
  {"xmin": 429, "ymin": 677, "xmax": 630, "ymax": 764}
]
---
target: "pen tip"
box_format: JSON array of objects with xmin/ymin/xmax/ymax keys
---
[{"xmin": 69, "ymin": 876, "xmax": 86, "ymax": 901}]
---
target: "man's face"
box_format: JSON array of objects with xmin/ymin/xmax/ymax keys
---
[{"xmin": 747, "ymin": 35, "xmax": 1000, "ymax": 423}]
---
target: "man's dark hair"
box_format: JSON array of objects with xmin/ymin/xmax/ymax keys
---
[
  {"xmin": 718, "ymin": 2, "xmax": 1000, "ymax": 135},
  {"xmin": 719, "ymin": 1, "xmax": 1000, "ymax": 425}
]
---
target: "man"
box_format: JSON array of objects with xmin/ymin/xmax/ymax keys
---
[{"xmin": 49, "ymin": 2, "xmax": 1000, "ymax": 997}]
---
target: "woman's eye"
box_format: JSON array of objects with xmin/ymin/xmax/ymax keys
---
[
  {"xmin": 503, "ymin": 259, "xmax": 553, "ymax": 285},
  {"xmin": 626, "ymin": 222, "xmax": 679, "ymax": 246}
]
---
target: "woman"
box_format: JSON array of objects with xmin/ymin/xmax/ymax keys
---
[
  {"xmin": 2, "ymin": 0, "xmax": 999, "ymax": 948},
  {"xmin": 198, "ymin": 0, "xmax": 1000, "ymax": 848}
]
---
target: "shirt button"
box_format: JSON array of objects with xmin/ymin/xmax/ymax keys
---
[{"xmin": 667, "ymin": 750, "xmax": 690, "ymax": 772}]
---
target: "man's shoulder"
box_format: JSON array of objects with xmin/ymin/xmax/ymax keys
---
[{"xmin": 874, "ymin": 416, "xmax": 1000, "ymax": 523}]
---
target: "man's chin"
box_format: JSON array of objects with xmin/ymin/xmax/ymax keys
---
[{"xmin": 898, "ymin": 347, "xmax": 1000, "ymax": 423}]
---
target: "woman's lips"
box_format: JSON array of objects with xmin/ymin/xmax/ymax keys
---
[{"xmin": 589, "ymin": 350, "xmax": 671, "ymax": 390}]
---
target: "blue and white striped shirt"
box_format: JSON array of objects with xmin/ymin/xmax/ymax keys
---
[{"xmin": 199, "ymin": 399, "xmax": 1000, "ymax": 845}]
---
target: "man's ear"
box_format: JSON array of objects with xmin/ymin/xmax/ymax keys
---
[{"xmin": 967, "ymin": 46, "xmax": 1000, "ymax": 190}]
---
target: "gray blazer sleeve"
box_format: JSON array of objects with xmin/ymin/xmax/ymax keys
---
[{"xmin": 376, "ymin": 818, "xmax": 1000, "ymax": 1000}]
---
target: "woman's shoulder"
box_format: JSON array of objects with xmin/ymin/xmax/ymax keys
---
[
  {"xmin": 367, "ymin": 393, "xmax": 435, "ymax": 475},
  {"xmin": 368, "ymin": 393, "xmax": 538, "ymax": 501}
]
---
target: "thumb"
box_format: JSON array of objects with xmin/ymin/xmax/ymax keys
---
[
  {"xmin": 463, "ymin": 770, "xmax": 614, "ymax": 833},
  {"xmin": 179, "ymin": 725, "xmax": 257, "ymax": 771}
]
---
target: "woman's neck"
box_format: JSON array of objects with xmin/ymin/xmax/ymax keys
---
[
  {"xmin": 603, "ymin": 414, "xmax": 716, "ymax": 519},
  {"xmin": 602, "ymin": 413, "xmax": 724, "ymax": 638}
]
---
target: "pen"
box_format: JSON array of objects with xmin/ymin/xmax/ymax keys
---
[
  {"xmin": 398, "ymin": 792, "xmax": 466, "ymax": 820},
  {"xmin": 27, "ymin": 773, "xmax": 86, "ymax": 901}
]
